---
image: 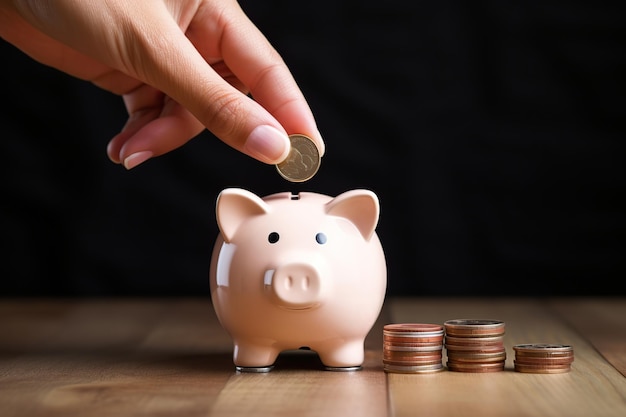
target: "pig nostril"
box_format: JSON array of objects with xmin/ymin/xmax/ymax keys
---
[
  {"xmin": 285, "ymin": 276, "xmax": 293, "ymax": 289},
  {"xmin": 302, "ymin": 276, "xmax": 309, "ymax": 290}
]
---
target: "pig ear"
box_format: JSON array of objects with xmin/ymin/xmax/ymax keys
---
[
  {"xmin": 325, "ymin": 189, "xmax": 380, "ymax": 241},
  {"xmin": 216, "ymin": 188, "xmax": 270, "ymax": 243}
]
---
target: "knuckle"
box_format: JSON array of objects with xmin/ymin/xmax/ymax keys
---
[{"xmin": 201, "ymin": 91, "xmax": 247, "ymax": 141}]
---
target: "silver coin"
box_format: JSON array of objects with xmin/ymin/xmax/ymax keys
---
[
  {"xmin": 444, "ymin": 319, "xmax": 504, "ymax": 328},
  {"xmin": 513, "ymin": 344, "xmax": 573, "ymax": 352},
  {"xmin": 276, "ymin": 134, "xmax": 321, "ymax": 182}
]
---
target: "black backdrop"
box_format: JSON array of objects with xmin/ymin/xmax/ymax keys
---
[{"xmin": 2, "ymin": 1, "xmax": 625, "ymax": 297}]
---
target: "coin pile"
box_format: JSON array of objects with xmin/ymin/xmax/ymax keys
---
[
  {"xmin": 383, "ymin": 323, "xmax": 445, "ymax": 373},
  {"xmin": 513, "ymin": 344, "xmax": 574, "ymax": 374},
  {"xmin": 444, "ymin": 319, "xmax": 507, "ymax": 373}
]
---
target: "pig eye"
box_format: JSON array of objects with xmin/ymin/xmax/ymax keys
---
[
  {"xmin": 315, "ymin": 233, "xmax": 327, "ymax": 244},
  {"xmin": 268, "ymin": 232, "xmax": 280, "ymax": 244}
]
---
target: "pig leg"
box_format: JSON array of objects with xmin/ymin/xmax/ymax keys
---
[
  {"xmin": 316, "ymin": 338, "xmax": 365, "ymax": 370},
  {"xmin": 232, "ymin": 341, "xmax": 280, "ymax": 372}
]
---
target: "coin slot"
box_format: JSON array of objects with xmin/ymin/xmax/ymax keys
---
[{"xmin": 290, "ymin": 193, "xmax": 300, "ymax": 200}]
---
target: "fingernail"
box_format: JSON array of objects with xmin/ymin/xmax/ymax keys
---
[
  {"xmin": 244, "ymin": 125, "xmax": 290, "ymax": 163},
  {"xmin": 123, "ymin": 151, "xmax": 153, "ymax": 170},
  {"xmin": 312, "ymin": 129, "xmax": 325, "ymax": 157},
  {"xmin": 106, "ymin": 141, "xmax": 121, "ymax": 164}
]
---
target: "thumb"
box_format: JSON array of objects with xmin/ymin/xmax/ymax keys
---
[
  {"xmin": 128, "ymin": 29, "xmax": 293, "ymax": 164},
  {"xmin": 119, "ymin": 3, "xmax": 326, "ymax": 165}
]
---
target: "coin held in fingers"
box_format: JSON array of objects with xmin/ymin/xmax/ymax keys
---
[{"xmin": 276, "ymin": 134, "xmax": 321, "ymax": 182}]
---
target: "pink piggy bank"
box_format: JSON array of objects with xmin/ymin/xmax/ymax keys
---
[{"xmin": 209, "ymin": 188, "xmax": 387, "ymax": 372}]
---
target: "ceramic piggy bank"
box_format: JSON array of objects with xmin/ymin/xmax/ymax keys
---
[{"xmin": 209, "ymin": 188, "xmax": 387, "ymax": 372}]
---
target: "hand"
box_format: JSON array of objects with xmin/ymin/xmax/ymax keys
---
[{"xmin": 0, "ymin": 0, "xmax": 325, "ymax": 169}]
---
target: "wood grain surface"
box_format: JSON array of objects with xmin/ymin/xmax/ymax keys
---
[{"xmin": 0, "ymin": 297, "xmax": 624, "ymax": 417}]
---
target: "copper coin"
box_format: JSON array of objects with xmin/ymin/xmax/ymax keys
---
[
  {"xmin": 444, "ymin": 335, "xmax": 505, "ymax": 346},
  {"xmin": 383, "ymin": 354, "xmax": 443, "ymax": 362},
  {"xmin": 384, "ymin": 339, "xmax": 444, "ymax": 347},
  {"xmin": 446, "ymin": 352, "xmax": 507, "ymax": 363},
  {"xmin": 384, "ymin": 360, "xmax": 443, "ymax": 367},
  {"xmin": 447, "ymin": 361, "xmax": 505, "ymax": 373},
  {"xmin": 384, "ymin": 323, "xmax": 444, "ymax": 333},
  {"xmin": 384, "ymin": 363, "xmax": 445, "ymax": 374},
  {"xmin": 445, "ymin": 344, "xmax": 506, "ymax": 353},
  {"xmin": 385, "ymin": 336, "xmax": 444, "ymax": 344},
  {"xmin": 384, "ymin": 329, "xmax": 444, "ymax": 337},
  {"xmin": 383, "ymin": 352, "xmax": 443, "ymax": 360},
  {"xmin": 384, "ymin": 356, "xmax": 443, "ymax": 364},
  {"xmin": 515, "ymin": 368, "xmax": 571, "ymax": 374},
  {"xmin": 514, "ymin": 356, "xmax": 574, "ymax": 365},
  {"xmin": 384, "ymin": 352, "xmax": 443, "ymax": 360},
  {"xmin": 384, "ymin": 333, "xmax": 444, "ymax": 341},
  {"xmin": 514, "ymin": 361, "xmax": 572, "ymax": 369},
  {"xmin": 514, "ymin": 363, "xmax": 572, "ymax": 374},
  {"xmin": 384, "ymin": 351, "xmax": 443, "ymax": 358},
  {"xmin": 384, "ymin": 345, "xmax": 444, "ymax": 353},
  {"xmin": 515, "ymin": 352, "xmax": 574, "ymax": 359}
]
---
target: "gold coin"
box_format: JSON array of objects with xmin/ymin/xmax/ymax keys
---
[{"xmin": 276, "ymin": 134, "xmax": 321, "ymax": 182}]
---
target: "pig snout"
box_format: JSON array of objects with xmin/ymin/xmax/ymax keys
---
[{"xmin": 264, "ymin": 262, "xmax": 322, "ymax": 309}]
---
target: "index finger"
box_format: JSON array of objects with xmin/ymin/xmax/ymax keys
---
[{"xmin": 189, "ymin": 2, "xmax": 325, "ymax": 157}]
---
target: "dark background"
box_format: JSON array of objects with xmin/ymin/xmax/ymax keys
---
[{"xmin": 2, "ymin": 1, "xmax": 625, "ymax": 297}]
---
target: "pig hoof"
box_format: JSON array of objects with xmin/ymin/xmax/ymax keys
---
[
  {"xmin": 324, "ymin": 365, "xmax": 362, "ymax": 372},
  {"xmin": 235, "ymin": 365, "xmax": 274, "ymax": 373}
]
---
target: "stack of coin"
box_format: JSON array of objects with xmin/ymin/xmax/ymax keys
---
[
  {"xmin": 382, "ymin": 323, "xmax": 445, "ymax": 373},
  {"xmin": 444, "ymin": 319, "xmax": 507, "ymax": 373},
  {"xmin": 513, "ymin": 344, "xmax": 574, "ymax": 373}
]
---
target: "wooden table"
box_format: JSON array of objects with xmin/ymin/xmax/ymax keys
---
[{"xmin": 1, "ymin": 297, "xmax": 624, "ymax": 417}]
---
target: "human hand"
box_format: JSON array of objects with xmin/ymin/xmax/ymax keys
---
[{"xmin": 0, "ymin": 0, "xmax": 324, "ymax": 169}]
